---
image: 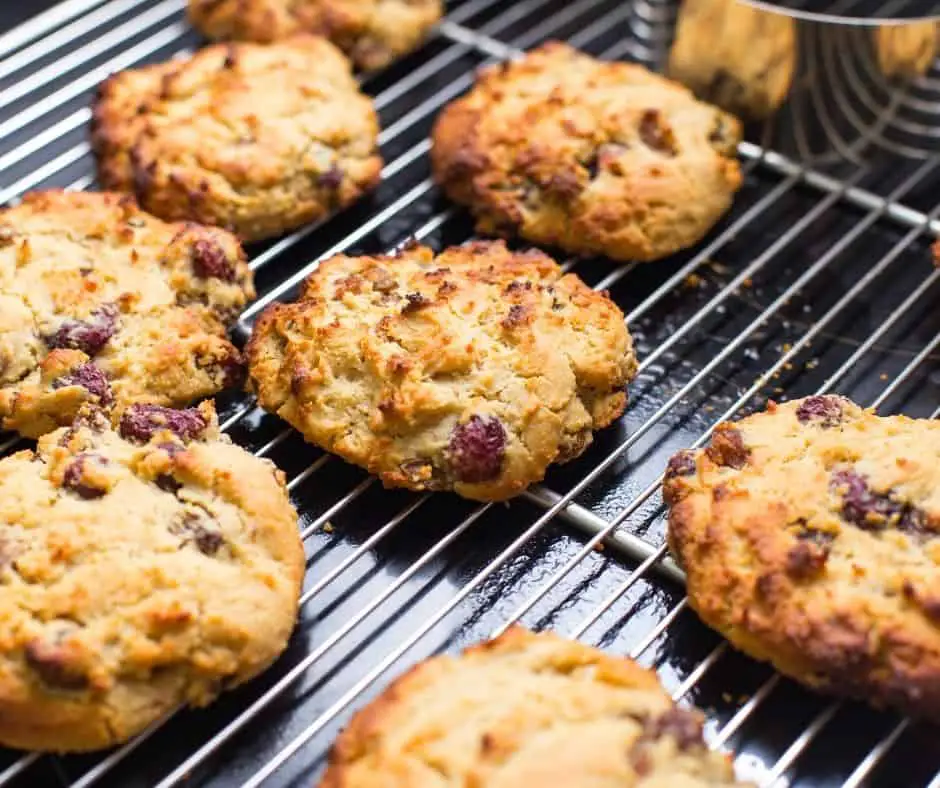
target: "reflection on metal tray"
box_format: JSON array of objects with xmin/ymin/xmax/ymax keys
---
[{"xmin": 0, "ymin": 0, "xmax": 938, "ymax": 787}]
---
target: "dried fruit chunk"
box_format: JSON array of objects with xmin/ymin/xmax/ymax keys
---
[
  {"xmin": 665, "ymin": 450, "xmax": 697, "ymax": 479},
  {"xmin": 52, "ymin": 363, "xmax": 112, "ymax": 404},
  {"xmin": 62, "ymin": 453, "xmax": 110, "ymax": 500},
  {"xmin": 170, "ymin": 509, "xmax": 225, "ymax": 555},
  {"xmin": 638, "ymin": 110, "xmax": 678, "ymax": 155},
  {"xmin": 636, "ymin": 708, "xmax": 705, "ymax": 751},
  {"xmin": 25, "ymin": 630, "xmax": 90, "ymax": 690},
  {"xmin": 47, "ymin": 305, "xmax": 118, "ymax": 357},
  {"xmin": 119, "ymin": 404, "xmax": 207, "ymax": 443},
  {"xmin": 795, "ymin": 395, "xmax": 844, "ymax": 427},
  {"xmin": 830, "ymin": 469, "xmax": 928, "ymax": 536},
  {"xmin": 705, "ymin": 427, "xmax": 748, "ymax": 469},
  {"xmin": 191, "ymin": 239, "xmax": 235, "ymax": 281},
  {"xmin": 446, "ymin": 415, "xmax": 507, "ymax": 483},
  {"xmin": 786, "ymin": 526, "xmax": 834, "ymax": 578}
]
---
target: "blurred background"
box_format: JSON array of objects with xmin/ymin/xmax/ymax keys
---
[{"xmin": 1, "ymin": 3, "xmax": 59, "ymax": 29}]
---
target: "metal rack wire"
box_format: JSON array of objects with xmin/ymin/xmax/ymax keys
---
[
  {"xmin": 775, "ymin": 20, "xmax": 940, "ymax": 163},
  {"xmin": 0, "ymin": 1, "xmax": 938, "ymax": 786}
]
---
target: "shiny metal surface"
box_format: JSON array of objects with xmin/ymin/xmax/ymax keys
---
[{"xmin": 742, "ymin": 0, "xmax": 939, "ymax": 24}]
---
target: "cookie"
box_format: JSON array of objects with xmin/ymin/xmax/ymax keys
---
[
  {"xmin": 187, "ymin": 0, "xmax": 442, "ymax": 71},
  {"xmin": 431, "ymin": 42, "xmax": 743, "ymax": 263},
  {"xmin": 664, "ymin": 395, "xmax": 940, "ymax": 722},
  {"xmin": 247, "ymin": 241, "xmax": 637, "ymax": 502},
  {"xmin": 320, "ymin": 626, "xmax": 750, "ymax": 787},
  {"xmin": 92, "ymin": 36, "xmax": 383, "ymax": 242},
  {"xmin": 0, "ymin": 191, "xmax": 253, "ymax": 440},
  {"xmin": 667, "ymin": 0, "xmax": 796, "ymax": 119},
  {"xmin": 0, "ymin": 400, "xmax": 303, "ymax": 751},
  {"xmin": 875, "ymin": 22, "xmax": 938, "ymax": 79}
]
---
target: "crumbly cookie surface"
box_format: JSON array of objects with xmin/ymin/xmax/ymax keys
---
[
  {"xmin": 0, "ymin": 191, "xmax": 253, "ymax": 439},
  {"xmin": 92, "ymin": 36, "xmax": 383, "ymax": 242},
  {"xmin": 187, "ymin": 0, "xmax": 442, "ymax": 71},
  {"xmin": 247, "ymin": 241, "xmax": 636, "ymax": 501},
  {"xmin": 431, "ymin": 42, "xmax": 743, "ymax": 263},
  {"xmin": 668, "ymin": 0, "xmax": 796, "ymax": 119},
  {"xmin": 320, "ymin": 627, "xmax": 750, "ymax": 787},
  {"xmin": 0, "ymin": 401, "xmax": 303, "ymax": 752},
  {"xmin": 665, "ymin": 396, "xmax": 940, "ymax": 721}
]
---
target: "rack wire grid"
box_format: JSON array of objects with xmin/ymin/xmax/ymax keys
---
[{"xmin": 0, "ymin": 0, "xmax": 939, "ymax": 786}]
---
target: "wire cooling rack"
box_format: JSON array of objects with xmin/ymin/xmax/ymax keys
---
[{"xmin": 0, "ymin": 1, "xmax": 939, "ymax": 786}]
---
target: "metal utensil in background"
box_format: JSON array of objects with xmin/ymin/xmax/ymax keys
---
[
  {"xmin": 742, "ymin": 0, "xmax": 939, "ymax": 23},
  {"xmin": 661, "ymin": 0, "xmax": 938, "ymax": 165}
]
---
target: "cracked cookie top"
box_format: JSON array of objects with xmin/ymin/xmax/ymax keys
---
[
  {"xmin": 320, "ymin": 627, "xmax": 750, "ymax": 787},
  {"xmin": 92, "ymin": 36, "xmax": 383, "ymax": 242},
  {"xmin": 0, "ymin": 191, "xmax": 253, "ymax": 439},
  {"xmin": 0, "ymin": 401, "xmax": 303, "ymax": 752},
  {"xmin": 431, "ymin": 42, "xmax": 743, "ymax": 263},
  {"xmin": 247, "ymin": 241, "xmax": 637, "ymax": 501},
  {"xmin": 665, "ymin": 396, "xmax": 940, "ymax": 722},
  {"xmin": 187, "ymin": 0, "xmax": 443, "ymax": 71}
]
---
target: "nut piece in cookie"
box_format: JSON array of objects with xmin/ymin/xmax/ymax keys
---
[
  {"xmin": 0, "ymin": 401, "xmax": 303, "ymax": 752},
  {"xmin": 92, "ymin": 36, "xmax": 383, "ymax": 242},
  {"xmin": 665, "ymin": 395, "xmax": 940, "ymax": 722},
  {"xmin": 874, "ymin": 21, "xmax": 938, "ymax": 80},
  {"xmin": 431, "ymin": 42, "xmax": 742, "ymax": 263},
  {"xmin": 187, "ymin": 0, "xmax": 443, "ymax": 71},
  {"xmin": 319, "ymin": 627, "xmax": 751, "ymax": 787},
  {"xmin": 667, "ymin": 0, "xmax": 796, "ymax": 119},
  {"xmin": 247, "ymin": 241, "xmax": 637, "ymax": 501},
  {"xmin": 0, "ymin": 190, "xmax": 253, "ymax": 439}
]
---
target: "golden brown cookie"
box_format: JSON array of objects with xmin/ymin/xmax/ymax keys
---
[
  {"xmin": 875, "ymin": 21, "xmax": 938, "ymax": 79},
  {"xmin": 319, "ymin": 627, "xmax": 751, "ymax": 787},
  {"xmin": 0, "ymin": 401, "xmax": 303, "ymax": 752},
  {"xmin": 431, "ymin": 42, "xmax": 743, "ymax": 263},
  {"xmin": 0, "ymin": 191, "xmax": 253, "ymax": 439},
  {"xmin": 667, "ymin": 0, "xmax": 796, "ymax": 119},
  {"xmin": 92, "ymin": 36, "xmax": 383, "ymax": 242},
  {"xmin": 187, "ymin": 0, "xmax": 442, "ymax": 71},
  {"xmin": 665, "ymin": 395, "xmax": 940, "ymax": 722},
  {"xmin": 247, "ymin": 241, "xmax": 637, "ymax": 502}
]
